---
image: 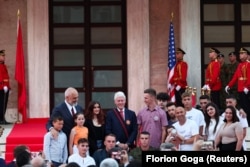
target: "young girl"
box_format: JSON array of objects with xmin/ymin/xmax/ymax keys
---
[{"xmin": 69, "ymin": 112, "xmax": 88, "ymax": 155}]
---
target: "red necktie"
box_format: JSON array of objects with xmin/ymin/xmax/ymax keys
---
[
  {"xmin": 119, "ymin": 109, "xmax": 124, "ymax": 120},
  {"xmin": 71, "ymin": 107, "xmax": 75, "ymax": 116}
]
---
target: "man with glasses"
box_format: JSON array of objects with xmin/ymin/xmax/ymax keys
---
[{"xmin": 92, "ymin": 134, "xmax": 117, "ymax": 167}]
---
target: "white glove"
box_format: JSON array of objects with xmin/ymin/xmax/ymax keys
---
[
  {"xmin": 225, "ymin": 86, "xmax": 229, "ymax": 94},
  {"xmin": 244, "ymin": 88, "xmax": 249, "ymax": 94},
  {"xmin": 202, "ymin": 85, "xmax": 207, "ymax": 90},
  {"xmin": 175, "ymin": 85, "xmax": 181, "ymax": 91},
  {"xmin": 3, "ymin": 86, "xmax": 8, "ymax": 93},
  {"xmin": 168, "ymin": 84, "xmax": 172, "ymax": 90}
]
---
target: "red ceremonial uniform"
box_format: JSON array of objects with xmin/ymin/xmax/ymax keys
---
[
  {"xmin": 169, "ymin": 60, "xmax": 188, "ymax": 88},
  {"xmin": 228, "ymin": 61, "xmax": 250, "ymax": 92},
  {"xmin": 205, "ymin": 59, "xmax": 221, "ymax": 91},
  {"xmin": 0, "ymin": 63, "xmax": 10, "ymax": 90}
]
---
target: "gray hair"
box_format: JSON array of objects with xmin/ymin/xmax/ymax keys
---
[
  {"xmin": 100, "ymin": 158, "xmax": 119, "ymax": 167},
  {"xmin": 65, "ymin": 87, "xmax": 78, "ymax": 97},
  {"xmin": 114, "ymin": 91, "xmax": 126, "ymax": 100}
]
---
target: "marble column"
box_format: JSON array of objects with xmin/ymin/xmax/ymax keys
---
[
  {"xmin": 127, "ymin": 0, "xmax": 150, "ymax": 113},
  {"xmin": 27, "ymin": 0, "xmax": 50, "ymax": 118},
  {"xmin": 180, "ymin": 0, "xmax": 201, "ymax": 101}
]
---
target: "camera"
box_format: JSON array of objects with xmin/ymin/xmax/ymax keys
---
[
  {"xmin": 171, "ymin": 129, "xmax": 177, "ymax": 135},
  {"xmin": 201, "ymin": 141, "xmax": 213, "ymax": 151}
]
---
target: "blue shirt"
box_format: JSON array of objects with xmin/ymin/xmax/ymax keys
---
[{"xmin": 43, "ymin": 131, "xmax": 68, "ymax": 163}]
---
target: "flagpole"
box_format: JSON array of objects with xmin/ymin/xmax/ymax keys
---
[
  {"xmin": 16, "ymin": 9, "xmax": 21, "ymax": 124},
  {"xmin": 17, "ymin": 9, "xmax": 20, "ymax": 17},
  {"xmin": 171, "ymin": 12, "xmax": 174, "ymax": 22}
]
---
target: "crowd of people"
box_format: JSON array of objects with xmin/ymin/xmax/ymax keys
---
[
  {"xmin": 3, "ymin": 88, "xmax": 249, "ymax": 167},
  {"xmin": 0, "ymin": 47, "xmax": 250, "ymax": 167}
]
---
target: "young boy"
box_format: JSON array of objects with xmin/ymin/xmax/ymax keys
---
[
  {"xmin": 68, "ymin": 138, "xmax": 96, "ymax": 167},
  {"xmin": 43, "ymin": 115, "xmax": 68, "ymax": 167}
]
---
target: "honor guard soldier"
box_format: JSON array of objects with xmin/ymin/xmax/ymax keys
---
[
  {"xmin": 227, "ymin": 51, "xmax": 240, "ymax": 107},
  {"xmin": 202, "ymin": 48, "xmax": 221, "ymax": 109},
  {"xmin": 169, "ymin": 48, "xmax": 188, "ymax": 107},
  {"xmin": 0, "ymin": 50, "xmax": 10, "ymax": 124},
  {"xmin": 225, "ymin": 47, "xmax": 250, "ymax": 123},
  {"xmin": 217, "ymin": 53, "xmax": 229, "ymax": 110}
]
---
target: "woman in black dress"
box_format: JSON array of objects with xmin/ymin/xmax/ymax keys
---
[{"xmin": 84, "ymin": 101, "xmax": 106, "ymax": 155}]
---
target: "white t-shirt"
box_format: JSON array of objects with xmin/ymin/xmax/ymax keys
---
[
  {"xmin": 173, "ymin": 119, "xmax": 199, "ymax": 151},
  {"xmin": 203, "ymin": 116, "xmax": 224, "ymax": 141},
  {"xmin": 68, "ymin": 153, "xmax": 96, "ymax": 167},
  {"xmin": 186, "ymin": 108, "xmax": 205, "ymax": 127}
]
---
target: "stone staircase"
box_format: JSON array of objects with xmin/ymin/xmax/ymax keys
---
[{"xmin": 0, "ymin": 123, "xmax": 14, "ymax": 158}]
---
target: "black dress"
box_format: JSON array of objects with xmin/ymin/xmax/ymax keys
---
[{"xmin": 84, "ymin": 119, "xmax": 106, "ymax": 155}]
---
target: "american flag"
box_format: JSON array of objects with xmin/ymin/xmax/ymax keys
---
[{"xmin": 167, "ymin": 21, "xmax": 176, "ymax": 102}]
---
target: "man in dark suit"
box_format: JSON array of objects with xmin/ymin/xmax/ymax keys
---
[
  {"xmin": 46, "ymin": 87, "xmax": 84, "ymax": 144},
  {"xmin": 105, "ymin": 91, "xmax": 137, "ymax": 150}
]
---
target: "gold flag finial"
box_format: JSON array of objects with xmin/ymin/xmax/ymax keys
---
[
  {"xmin": 171, "ymin": 12, "xmax": 174, "ymax": 22},
  {"xmin": 17, "ymin": 9, "xmax": 20, "ymax": 17}
]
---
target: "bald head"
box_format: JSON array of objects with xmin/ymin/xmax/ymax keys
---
[
  {"xmin": 175, "ymin": 106, "xmax": 186, "ymax": 121},
  {"xmin": 31, "ymin": 156, "xmax": 46, "ymax": 167}
]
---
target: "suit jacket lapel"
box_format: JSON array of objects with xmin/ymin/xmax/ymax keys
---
[{"xmin": 63, "ymin": 102, "xmax": 73, "ymax": 117}]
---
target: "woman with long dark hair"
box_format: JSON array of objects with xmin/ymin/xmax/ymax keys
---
[
  {"xmin": 214, "ymin": 106, "xmax": 244, "ymax": 151},
  {"xmin": 203, "ymin": 102, "xmax": 224, "ymax": 141},
  {"xmin": 84, "ymin": 101, "xmax": 106, "ymax": 155}
]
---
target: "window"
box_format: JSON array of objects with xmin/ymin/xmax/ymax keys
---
[{"xmin": 49, "ymin": 0, "xmax": 127, "ymax": 112}]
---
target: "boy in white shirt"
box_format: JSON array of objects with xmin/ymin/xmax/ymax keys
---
[
  {"xmin": 182, "ymin": 92, "xmax": 205, "ymax": 136},
  {"xmin": 68, "ymin": 138, "xmax": 96, "ymax": 167}
]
